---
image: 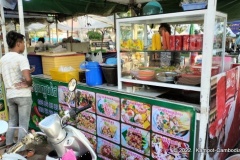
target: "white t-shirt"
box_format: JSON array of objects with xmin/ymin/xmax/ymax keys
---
[{"xmin": 0, "ymin": 52, "xmax": 31, "ymax": 99}]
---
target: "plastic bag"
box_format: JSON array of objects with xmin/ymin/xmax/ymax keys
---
[
  {"xmin": 58, "ymin": 66, "xmax": 75, "ymax": 72},
  {"xmin": 61, "ymin": 149, "xmax": 76, "ymax": 160}
]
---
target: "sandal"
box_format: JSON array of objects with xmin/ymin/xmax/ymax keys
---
[{"xmin": 18, "ymin": 148, "xmax": 35, "ymax": 158}]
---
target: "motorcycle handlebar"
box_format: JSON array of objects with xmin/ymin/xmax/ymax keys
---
[{"xmin": 69, "ymin": 105, "xmax": 91, "ymax": 119}]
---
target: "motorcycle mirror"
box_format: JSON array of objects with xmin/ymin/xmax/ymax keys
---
[
  {"xmin": 68, "ymin": 78, "xmax": 77, "ymax": 92},
  {"xmin": 0, "ymin": 120, "xmax": 8, "ymax": 134}
]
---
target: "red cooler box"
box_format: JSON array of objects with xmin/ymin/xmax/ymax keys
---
[
  {"xmin": 169, "ymin": 35, "xmax": 175, "ymax": 51},
  {"xmin": 175, "ymin": 35, "xmax": 183, "ymax": 51},
  {"xmin": 183, "ymin": 35, "xmax": 190, "ymax": 51},
  {"xmin": 189, "ymin": 35, "xmax": 197, "ymax": 51},
  {"xmin": 196, "ymin": 34, "xmax": 203, "ymax": 51}
]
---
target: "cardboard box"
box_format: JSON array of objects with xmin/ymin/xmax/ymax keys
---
[{"xmin": 65, "ymin": 42, "xmax": 90, "ymax": 53}]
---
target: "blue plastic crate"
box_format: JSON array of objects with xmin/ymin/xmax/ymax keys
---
[
  {"xmin": 182, "ymin": 2, "xmax": 207, "ymax": 11},
  {"xmin": 27, "ymin": 55, "xmax": 43, "ymax": 75}
]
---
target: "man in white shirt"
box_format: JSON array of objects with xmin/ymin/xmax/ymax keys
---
[{"xmin": 0, "ymin": 31, "xmax": 33, "ymax": 155}]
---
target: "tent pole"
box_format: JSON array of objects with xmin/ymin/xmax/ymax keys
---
[
  {"xmin": 71, "ymin": 16, "xmax": 73, "ymax": 51},
  {"xmin": 18, "ymin": 0, "xmax": 27, "ymax": 56},
  {"xmin": 0, "ymin": 5, "xmax": 8, "ymax": 56},
  {"xmin": 114, "ymin": 13, "xmax": 116, "ymax": 43},
  {"xmin": 56, "ymin": 16, "xmax": 58, "ymax": 43},
  {"xmin": 48, "ymin": 23, "xmax": 50, "ymax": 43},
  {"xmin": 71, "ymin": 17, "xmax": 73, "ymax": 38}
]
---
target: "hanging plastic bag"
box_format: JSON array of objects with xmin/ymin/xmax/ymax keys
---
[{"xmin": 61, "ymin": 149, "xmax": 76, "ymax": 160}]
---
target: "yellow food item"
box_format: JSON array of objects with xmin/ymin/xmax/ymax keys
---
[
  {"xmin": 163, "ymin": 123, "xmax": 169, "ymax": 129},
  {"xmin": 155, "ymin": 33, "xmax": 162, "ymax": 50},
  {"xmin": 143, "ymin": 120, "xmax": 150, "ymax": 128},
  {"xmin": 146, "ymin": 110, "xmax": 150, "ymax": 116},
  {"xmin": 152, "ymin": 33, "xmax": 161, "ymax": 50},
  {"xmin": 135, "ymin": 52, "xmax": 140, "ymax": 56},
  {"xmin": 137, "ymin": 39, "xmax": 144, "ymax": 50},
  {"xmin": 109, "ymin": 125, "xmax": 117, "ymax": 133},
  {"xmin": 136, "ymin": 55, "xmax": 141, "ymax": 60},
  {"xmin": 128, "ymin": 104, "xmax": 134, "ymax": 109},
  {"xmin": 141, "ymin": 114, "xmax": 147, "ymax": 122},
  {"xmin": 110, "ymin": 103, "xmax": 118, "ymax": 110},
  {"xmin": 152, "ymin": 33, "xmax": 156, "ymax": 50},
  {"xmin": 127, "ymin": 39, "xmax": 134, "ymax": 49},
  {"xmin": 140, "ymin": 40, "xmax": 144, "ymax": 50}
]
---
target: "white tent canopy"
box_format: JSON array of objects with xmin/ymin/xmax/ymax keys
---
[
  {"xmin": 1, "ymin": 0, "xmax": 17, "ymax": 10},
  {"xmin": 27, "ymin": 22, "xmax": 46, "ymax": 31},
  {"xmin": 78, "ymin": 14, "xmax": 114, "ymax": 29},
  {"xmin": 50, "ymin": 22, "xmax": 80, "ymax": 31},
  {"xmin": 49, "ymin": 14, "xmax": 114, "ymax": 31}
]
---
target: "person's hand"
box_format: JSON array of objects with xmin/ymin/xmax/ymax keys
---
[
  {"xmin": 30, "ymin": 66, "xmax": 35, "ymax": 73},
  {"xmin": 14, "ymin": 81, "xmax": 28, "ymax": 89}
]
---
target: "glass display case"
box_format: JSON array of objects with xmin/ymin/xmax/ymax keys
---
[{"xmin": 116, "ymin": 10, "xmax": 227, "ymax": 92}]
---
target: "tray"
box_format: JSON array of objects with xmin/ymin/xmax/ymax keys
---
[
  {"xmin": 175, "ymin": 74, "xmax": 201, "ymax": 86},
  {"xmin": 182, "ymin": 2, "xmax": 207, "ymax": 11}
]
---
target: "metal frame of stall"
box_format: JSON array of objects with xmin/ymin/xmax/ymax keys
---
[
  {"xmin": 115, "ymin": 1, "xmax": 226, "ymax": 160},
  {"xmin": 0, "ymin": 1, "xmax": 227, "ymax": 160}
]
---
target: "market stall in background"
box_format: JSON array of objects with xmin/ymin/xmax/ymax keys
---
[{"xmin": 1, "ymin": 0, "xmax": 240, "ymax": 160}]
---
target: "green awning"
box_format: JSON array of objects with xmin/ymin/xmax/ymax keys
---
[
  {"xmin": 19, "ymin": 0, "xmax": 128, "ymax": 17},
  {"xmin": 7, "ymin": 0, "xmax": 240, "ymax": 21}
]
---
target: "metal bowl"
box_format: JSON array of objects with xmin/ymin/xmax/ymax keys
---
[{"xmin": 155, "ymin": 72, "xmax": 177, "ymax": 82}]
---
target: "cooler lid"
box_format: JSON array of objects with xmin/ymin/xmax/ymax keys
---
[
  {"xmin": 106, "ymin": 58, "xmax": 117, "ymax": 65},
  {"xmin": 86, "ymin": 61, "xmax": 100, "ymax": 68}
]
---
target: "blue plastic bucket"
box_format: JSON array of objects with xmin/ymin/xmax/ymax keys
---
[{"xmin": 80, "ymin": 61, "xmax": 103, "ymax": 86}]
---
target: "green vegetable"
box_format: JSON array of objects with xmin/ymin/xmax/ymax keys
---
[
  {"xmin": 130, "ymin": 117, "xmax": 134, "ymax": 122},
  {"xmin": 98, "ymin": 104, "xmax": 104, "ymax": 113}
]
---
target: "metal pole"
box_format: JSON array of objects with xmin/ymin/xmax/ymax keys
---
[
  {"xmin": 0, "ymin": 5, "xmax": 8, "ymax": 56},
  {"xmin": 56, "ymin": 17, "xmax": 58, "ymax": 43},
  {"xmin": 71, "ymin": 17, "xmax": 73, "ymax": 51},
  {"xmin": 48, "ymin": 23, "xmax": 50, "ymax": 43},
  {"xmin": 114, "ymin": 13, "xmax": 116, "ymax": 43},
  {"xmin": 71, "ymin": 17, "xmax": 73, "ymax": 37},
  {"xmin": 17, "ymin": 0, "xmax": 27, "ymax": 56},
  {"xmin": 198, "ymin": 0, "xmax": 217, "ymax": 160}
]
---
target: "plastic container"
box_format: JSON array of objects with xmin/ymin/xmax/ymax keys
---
[
  {"xmin": 50, "ymin": 68, "xmax": 79, "ymax": 82},
  {"xmin": 191, "ymin": 65, "xmax": 220, "ymax": 76},
  {"xmin": 182, "ymin": 2, "xmax": 207, "ymax": 11},
  {"xmin": 41, "ymin": 54, "xmax": 85, "ymax": 75},
  {"xmin": 143, "ymin": 1, "xmax": 163, "ymax": 15},
  {"xmin": 79, "ymin": 71, "xmax": 86, "ymax": 83},
  {"xmin": 27, "ymin": 54, "xmax": 43, "ymax": 75},
  {"xmin": 101, "ymin": 65, "xmax": 118, "ymax": 86},
  {"xmin": 80, "ymin": 61, "xmax": 103, "ymax": 86}
]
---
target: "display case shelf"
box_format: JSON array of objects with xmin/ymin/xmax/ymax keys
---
[
  {"xmin": 117, "ymin": 10, "xmax": 205, "ymax": 24},
  {"xmin": 120, "ymin": 77, "xmax": 201, "ymax": 91},
  {"xmin": 120, "ymin": 50, "xmax": 203, "ymax": 53},
  {"xmin": 116, "ymin": 9, "xmax": 226, "ymax": 92}
]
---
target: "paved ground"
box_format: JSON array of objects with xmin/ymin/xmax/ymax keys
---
[
  {"xmin": 1, "ymin": 134, "xmax": 240, "ymax": 159},
  {"xmin": 0, "ymin": 136, "xmax": 52, "ymax": 160}
]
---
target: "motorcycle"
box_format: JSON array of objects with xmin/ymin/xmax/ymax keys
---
[{"xmin": 0, "ymin": 78, "xmax": 97, "ymax": 160}]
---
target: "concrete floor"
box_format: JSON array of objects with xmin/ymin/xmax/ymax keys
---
[
  {"xmin": 0, "ymin": 137, "xmax": 52, "ymax": 160},
  {"xmin": 1, "ymin": 134, "xmax": 240, "ymax": 160}
]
